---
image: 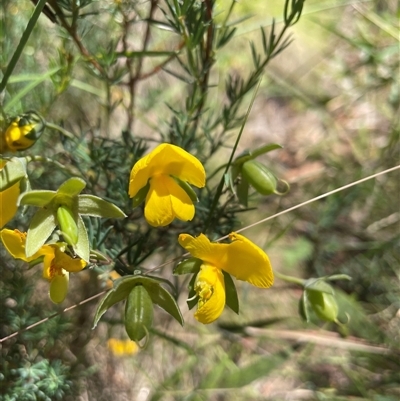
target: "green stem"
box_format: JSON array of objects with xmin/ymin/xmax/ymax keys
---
[
  {"xmin": 274, "ymin": 271, "xmax": 305, "ymax": 286},
  {"xmin": 0, "ymin": 0, "xmax": 49, "ymax": 96},
  {"xmin": 45, "ymin": 122, "xmax": 75, "ymax": 139},
  {"xmin": 204, "ymin": 79, "xmax": 261, "ymax": 233}
]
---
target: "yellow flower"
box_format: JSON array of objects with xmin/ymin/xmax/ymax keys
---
[
  {"xmin": 128, "ymin": 143, "xmax": 206, "ymax": 227},
  {"xmin": 1, "ymin": 112, "xmax": 44, "ymax": 152},
  {"xmin": 0, "ymin": 229, "xmax": 86, "ymax": 303},
  {"xmin": 178, "ymin": 232, "xmax": 274, "ymax": 324},
  {"xmin": 0, "ymin": 160, "xmax": 20, "ymax": 228},
  {"xmin": 107, "ymin": 338, "xmax": 138, "ymax": 356}
]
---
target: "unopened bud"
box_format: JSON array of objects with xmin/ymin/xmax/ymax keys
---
[{"xmin": 56, "ymin": 205, "xmax": 78, "ymax": 245}]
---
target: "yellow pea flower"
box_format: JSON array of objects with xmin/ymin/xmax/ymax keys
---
[
  {"xmin": 0, "ymin": 160, "xmax": 20, "ymax": 228},
  {"xmin": 0, "ymin": 229, "xmax": 86, "ymax": 303},
  {"xmin": 1, "ymin": 112, "xmax": 44, "ymax": 152},
  {"xmin": 128, "ymin": 143, "xmax": 206, "ymax": 227},
  {"xmin": 107, "ymin": 338, "xmax": 138, "ymax": 356},
  {"xmin": 178, "ymin": 232, "xmax": 274, "ymax": 324}
]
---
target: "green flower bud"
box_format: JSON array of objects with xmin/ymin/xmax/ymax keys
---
[
  {"xmin": 241, "ymin": 160, "xmax": 278, "ymax": 195},
  {"xmin": 305, "ymin": 289, "xmax": 339, "ymax": 323},
  {"xmin": 56, "ymin": 205, "xmax": 79, "ymax": 245},
  {"xmin": 125, "ymin": 284, "xmax": 154, "ymax": 344}
]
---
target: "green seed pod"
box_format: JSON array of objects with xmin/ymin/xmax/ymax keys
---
[
  {"xmin": 306, "ymin": 289, "xmax": 339, "ymax": 322},
  {"xmin": 56, "ymin": 205, "xmax": 79, "ymax": 245},
  {"xmin": 241, "ymin": 160, "xmax": 278, "ymax": 195},
  {"xmin": 125, "ymin": 285, "xmax": 154, "ymax": 343}
]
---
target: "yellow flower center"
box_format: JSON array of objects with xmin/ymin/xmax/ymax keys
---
[
  {"xmin": 49, "ymin": 261, "xmax": 65, "ymax": 280},
  {"xmin": 195, "ymin": 280, "xmax": 213, "ymax": 308}
]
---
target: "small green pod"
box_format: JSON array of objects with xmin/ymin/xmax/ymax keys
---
[
  {"xmin": 306, "ymin": 289, "xmax": 339, "ymax": 322},
  {"xmin": 241, "ymin": 160, "xmax": 278, "ymax": 195},
  {"xmin": 56, "ymin": 204, "xmax": 79, "ymax": 245},
  {"xmin": 125, "ymin": 285, "xmax": 154, "ymax": 343}
]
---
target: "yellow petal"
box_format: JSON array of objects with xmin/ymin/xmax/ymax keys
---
[
  {"xmin": 194, "ymin": 264, "xmax": 225, "ymax": 324},
  {"xmin": 53, "ymin": 247, "xmax": 87, "ymax": 273},
  {"xmin": 0, "ymin": 228, "xmax": 54, "ymax": 262},
  {"xmin": 144, "ymin": 175, "xmax": 195, "ymax": 226},
  {"xmin": 128, "ymin": 153, "xmax": 152, "ymax": 198},
  {"xmin": 221, "ymin": 233, "xmax": 274, "ymax": 288},
  {"xmin": 107, "ymin": 338, "xmax": 138, "ymax": 356},
  {"xmin": 49, "ymin": 269, "xmax": 69, "ymax": 304},
  {"xmin": 178, "ymin": 233, "xmax": 229, "ymax": 266},
  {"xmin": 0, "ymin": 182, "xmax": 20, "ymax": 228},
  {"xmin": 128, "ymin": 144, "xmax": 205, "ymax": 198},
  {"xmin": 0, "ymin": 229, "xmax": 30, "ymax": 260}
]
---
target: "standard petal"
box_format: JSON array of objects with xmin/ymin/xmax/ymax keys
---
[
  {"xmin": 141, "ymin": 144, "xmax": 205, "ymax": 187},
  {"xmin": 128, "ymin": 153, "xmax": 152, "ymax": 198},
  {"xmin": 178, "ymin": 233, "xmax": 229, "ymax": 266},
  {"xmin": 221, "ymin": 233, "xmax": 273, "ymax": 288},
  {"xmin": 155, "ymin": 144, "xmax": 205, "ymax": 187},
  {"xmin": 0, "ymin": 183, "xmax": 19, "ymax": 228},
  {"xmin": 194, "ymin": 264, "xmax": 226, "ymax": 324}
]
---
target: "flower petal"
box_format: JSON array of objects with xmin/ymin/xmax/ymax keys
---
[
  {"xmin": 129, "ymin": 153, "xmax": 152, "ymax": 198},
  {"xmin": 129, "ymin": 144, "xmax": 205, "ymax": 200},
  {"xmin": 150, "ymin": 144, "xmax": 205, "ymax": 188},
  {"xmin": 144, "ymin": 175, "xmax": 195, "ymax": 226},
  {"xmin": 178, "ymin": 233, "xmax": 229, "ymax": 266},
  {"xmin": 221, "ymin": 233, "xmax": 273, "ymax": 288},
  {"xmin": 53, "ymin": 247, "xmax": 87, "ymax": 273},
  {"xmin": 0, "ymin": 229, "xmax": 30, "ymax": 260},
  {"xmin": 0, "ymin": 183, "xmax": 20, "ymax": 228},
  {"xmin": 194, "ymin": 264, "xmax": 225, "ymax": 324}
]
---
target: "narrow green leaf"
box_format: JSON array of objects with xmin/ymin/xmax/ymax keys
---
[
  {"xmin": 222, "ymin": 271, "xmax": 239, "ymax": 314},
  {"xmin": 173, "ymin": 257, "xmax": 202, "ymax": 275},
  {"xmin": 57, "ymin": 177, "xmax": 86, "ymax": 197},
  {"xmin": 145, "ymin": 283, "xmax": 184, "ymax": 326},
  {"xmin": 25, "ymin": 208, "xmax": 56, "ymax": 257},
  {"xmin": 78, "ymin": 195, "xmax": 127, "ymax": 218},
  {"xmin": 118, "ymin": 50, "xmax": 177, "ymax": 58},
  {"xmin": 0, "ymin": 158, "xmax": 27, "ymax": 191},
  {"xmin": 219, "ymin": 353, "xmax": 288, "ymax": 389},
  {"xmin": 19, "ymin": 190, "xmax": 55, "ymax": 207},
  {"xmin": 4, "ymin": 67, "xmax": 61, "ymax": 112},
  {"xmin": 250, "ymin": 143, "xmax": 283, "ymax": 158},
  {"xmin": 74, "ymin": 215, "xmax": 90, "ymax": 262}
]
